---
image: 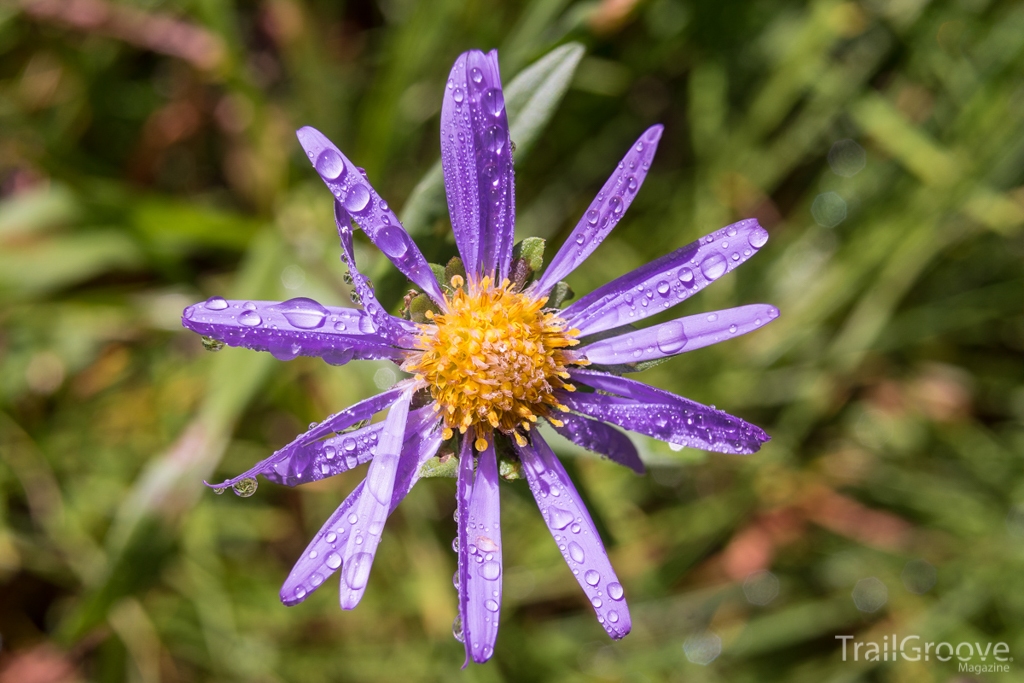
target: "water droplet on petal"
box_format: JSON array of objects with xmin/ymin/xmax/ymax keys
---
[
  {"xmin": 453, "ymin": 87, "xmax": 465, "ymax": 104},
  {"xmin": 656, "ymin": 280, "xmax": 670, "ymax": 295},
  {"xmin": 608, "ymin": 610, "xmax": 619, "ymax": 623},
  {"xmin": 483, "ymin": 88, "xmax": 504, "ymax": 116},
  {"xmin": 232, "ymin": 477, "xmax": 258, "ymax": 497},
  {"xmin": 238, "ymin": 310, "xmax": 261, "ymax": 327},
  {"xmin": 656, "ymin": 320, "xmax": 687, "ymax": 354},
  {"xmin": 377, "ymin": 226, "xmax": 409, "ymax": 258},
  {"xmin": 348, "ymin": 513, "xmax": 358, "ymax": 524},
  {"xmin": 343, "ymin": 184, "xmax": 371, "ymax": 213},
  {"xmin": 485, "ymin": 599, "xmax": 499, "ymax": 612},
  {"xmin": 585, "ymin": 570, "xmax": 600, "ymax": 586},
  {"xmin": 242, "ymin": 301, "xmax": 257, "ymax": 311},
  {"xmin": 294, "ymin": 586, "xmax": 306, "ymax": 600},
  {"xmin": 316, "ymin": 148, "xmax": 345, "ymax": 180},
  {"xmin": 452, "ymin": 616, "xmax": 465, "ymax": 643},
  {"xmin": 343, "ymin": 552, "xmax": 373, "ymax": 590},
  {"xmin": 275, "ymin": 297, "xmax": 328, "ymax": 329},
  {"xmin": 700, "ymin": 252, "xmax": 727, "ymax": 280},
  {"xmin": 608, "ymin": 582, "xmax": 624, "ymax": 600},
  {"xmin": 748, "ymin": 226, "xmax": 769, "ymax": 248},
  {"xmin": 326, "ymin": 532, "xmax": 337, "ymax": 543},
  {"xmin": 326, "ymin": 552, "xmax": 342, "ymax": 570},
  {"xmin": 481, "ymin": 561, "xmax": 501, "ymax": 580},
  {"xmin": 548, "ymin": 507, "xmax": 574, "ymax": 530},
  {"xmin": 204, "ymin": 296, "xmax": 228, "ymax": 310},
  {"xmin": 568, "ymin": 541, "xmax": 585, "ymax": 564},
  {"xmin": 591, "ymin": 596, "xmax": 603, "ymax": 607},
  {"xmin": 470, "ymin": 67, "xmax": 483, "ymax": 84}
]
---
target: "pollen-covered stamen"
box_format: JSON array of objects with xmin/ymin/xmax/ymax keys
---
[{"xmin": 403, "ymin": 275, "xmax": 579, "ymax": 450}]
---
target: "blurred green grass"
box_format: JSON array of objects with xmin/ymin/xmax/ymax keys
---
[{"xmin": 1, "ymin": 0, "xmax": 1023, "ymax": 681}]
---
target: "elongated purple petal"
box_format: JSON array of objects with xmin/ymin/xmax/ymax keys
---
[
  {"xmin": 440, "ymin": 50, "xmax": 515, "ymax": 281},
  {"xmin": 580, "ymin": 303, "xmax": 780, "ymax": 365},
  {"xmin": 564, "ymin": 219, "xmax": 770, "ymax": 335},
  {"xmin": 338, "ymin": 390, "xmax": 412, "ymax": 609},
  {"xmin": 455, "ymin": 438, "xmax": 473, "ymax": 667},
  {"xmin": 336, "ymin": 205, "xmax": 419, "ymax": 343},
  {"xmin": 280, "ymin": 410, "xmax": 442, "ymax": 606},
  {"xmin": 207, "ymin": 387, "xmax": 406, "ymax": 490},
  {"xmin": 551, "ymin": 413, "xmax": 644, "ymax": 474},
  {"xmin": 533, "ymin": 126, "xmax": 663, "ymax": 295},
  {"xmin": 457, "ymin": 441, "xmax": 503, "ymax": 664},
  {"xmin": 212, "ymin": 405, "xmax": 437, "ymax": 489},
  {"xmin": 182, "ymin": 298, "xmax": 403, "ymax": 364},
  {"xmin": 514, "ymin": 433, "xmax": 630, "ymax": 639},
  {"xmin": 564, "ymin": 370, "xmax": 769, "ymax": 454},
  {"xmin": 296, "ymin": 127, "xmax": 446, "ymax": 304}
]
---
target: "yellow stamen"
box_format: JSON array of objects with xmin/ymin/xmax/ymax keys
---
[{"xmin": 404, "ymin": 276, "xmax": 579, "ymax": 448}]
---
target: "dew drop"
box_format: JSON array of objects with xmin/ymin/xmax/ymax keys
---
[
  {"xmin": 238, "ymin": 310, "xmax": 261, "ymax": 327},
  {"xmin": 315, "ymin": 148, "xmax": 345, "ymax": 180},
  {"xmin": 678, "ymin": 267, "xmax": 694, "ymax": 285},
  {"xmin": 232, "ymin": 478, "xmax": 258, "ymax": 497},
  {"xmin": 607, "ymin": 582, "xmax": 624, "ymax": 600},
  {"xmin": 570, "ymin": 523, "xmax": 581, "ymax": 534},
  {"xmin": 275, "ymin": 297, "xmax": 328, "ymax": 329},
  {"xmin": 568, "ymin": 541, "xmax": 585, "ymax": 564},
  {"xmin": 591, "ymin": 597, "xmax": 603, "ymax": 608},
  {"xmin": 377, "ymin": 226, "xmax": 409, "ymax": 258},
  {"xmin": 548, "ymin": 507, "xmax": 574, "ymax": 530},
  {"xmin": 485, "ymin": 599, "xmax": 499, "ymax": 612},
  {"xmin": 324, "ymin": 446, "xmax": 336, "ymax": 460},
  {"xmin": 748, "ymin": 226, "xmax": 769, "ymax": 248},
  {"xmin": 470, "ymin": 67, "xmax": 483, "ymax": 84},
  {"xmin": 343, "ymin": 552, "xmax": 373, "ymax": 590},
  {"xmin": 294, "ymin": 586, "xmax": 306, "ymax": 600},
  {"xmin": 656, "ymin": 280, "xmax": 670, "ymax": 295},
  {"xmin": 343, "ymin": 184, "xmax": 371, "ymax": 213},
  {"xmin": 204, "ymin": 296, "xmax": 228, "ymax": 310},
  {"xmin": 326, "ymin": 532, "xmax": 337, "ymax": 543},
  {"xmin": 334, "ymin": 320, "xmax": 347, "ymax": 332},
  {"xmin": 585, "ymin": 570, "xmax": 600, "ymax": 586},
  {"xmin": 348, "ymin": 513, "xmax": 358, "ymax": 524},
  {"xmin": 483, "ymin": 88, "xmax": 504, "ymax": 116},
  {"xmin": 656, "ymin": 320, "xmax": 687, "ymax": 354},
  {"xmin": 326, "ymin": 552, "xmax": 342, "ymax": 570},
  {"xmin": 700, "ymin": 252, "xmax": 727, "ymax": 280},
  {"xmin": 453, "ymin": 87, "xmax": 465, "ymax": 104},
  {"xmin": 242, "ymin": 301, "xmax": 257, "ymax": 311},
  {"xmin": 481, "ymin": 561, "xmax": 501, "ymax": 580},
  {"xmin": 608, "ymin": 610, "xmax": 619, "ymax": 623},
  {"xmin": 452, "ymin": 616, "xmax": 465, "ymax": 643}
]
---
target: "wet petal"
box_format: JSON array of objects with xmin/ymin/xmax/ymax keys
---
[
  {"xmin": 564, "ymin": 219, "xmax": 770, "ymax": 335},
  {"xmin": 207, "ymin": 387, "xmax": 406, "ymax": 489},
  {"xmin": 217, "ymin": 405, "xmax": 438, "ymax": 488},
  {"xmin": 580, "ymin": 304, "xmax": 780, "ymax": 365},
  {"xmin": 296, "ymin": 126, "xmax": 445, "ymax": 303},
  {"xmin": 338, "ymin": 390, "xmax": 413, "ymax": 609},
  {"xmin": 564, "ymin": 370, "xmax": 769, "ymax": 454},
  {"xmin": 457, "ymin": 440, "xmax": 503, "ymax": 664},
  {"xmin": 182, "ymin": 297, "xmax": 404, "ymax": 364},
  {"xmin": 514, "ymin": 433, "xmax": 631, "ymax": 639},
  {"xmin": 552, "ymin": 413, "xmax": 644, "ymax": 474},
  {"xmin": 440, "ymin": 50, "xmax": 516, "ymax": 281},
  {"xmin": 534, "ymin": 125, "xmax": 663, "ymax": 295},
  {"xmin": 336, "ymin": 204, "xmax": 420, "ymax": 343},
  {"xmin": 280, "ymin": 409, "xmax": 442, "ymax": 605}
]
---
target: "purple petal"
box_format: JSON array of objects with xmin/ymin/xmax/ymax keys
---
[
  {"xmin": 296, "ymin": 126, "xmax": 445, "ymax": 304},
  {"xmin": 533, "ymin": 125, "xmax": 663, "ymax": 295},
  {"xmin": 215, "ymin": 405, "xmax": 438, "ymax": 489},
  {"xmin": 514, "ymin": 433, "xmax": 631, "ymax": 639},
  {"xmin": 338, "ymin": 390, "xmax": 413, "ymax": 609},
  {"xmin": 563, "ymin": 219, "xmax": 770, "ymax": 336},
  {"xmin": 580, "ymin": 303, "xmax": 780, "ymax": 365},
  {"xmin": 551, "ymin": 413, "xmax": 644, "ymax": 474},
  {"xmin": 455, "ymin": 439, "xmax": 473, "ymax": 667},
  {"xmin": 563, "ymin": 370, "xmax": 769, "ymax": 454},
  {"xmin": 207, "ymin": 387, "xmax": 406, "ymax": 490},
  {"xmin": 336, "ymin": 205, "xmax": 419, "ymax": 344},
  {"xmin": 457, "ymin": 440, "xmax": 503, "ymax": 664},
  {"xmin": 280, "ymin": 410, "xmax": 442, "ymax": 606},
  {"xmin": 440, "ymin": 50, "xmax": 516, "ymax": 281},
  {"xmin": 182, "ymin": 298, "xmax": 404, "ymax": 364}
]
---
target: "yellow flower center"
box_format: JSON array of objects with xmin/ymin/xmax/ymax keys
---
[{"xmin": 404, "ymin": 275, "xmax": 580, "ymax": 451}]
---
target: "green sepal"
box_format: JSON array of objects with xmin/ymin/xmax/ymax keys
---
[
  {"xmin": 548, "ymin": 281, "xmax": 575, "ymax": 308},
  {"xmin": 429, "ymin": 263, "xmax": 448, "ymax": 291},
  {"xmin": 510, "ymin": 237, "xmax": 546, "ymax": 289},
  {"xmin": 409, "ymin": 292, "xmax": 440, "ymax": 323},
  {"xmin": 419, "ymin": 451, "xmax": 459, "ymax": 478},
  {"xmin": 498, "ymin": 452, "xmax": 523, "ymax": 480},
  {"xmin": 444, "ymin": 256, "xmax": 466, "ymax": 286}
]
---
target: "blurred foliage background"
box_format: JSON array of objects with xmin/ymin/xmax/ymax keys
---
[{"xmin": 1, "ymin": 0, "xmax": 1023, "ymax": 681}]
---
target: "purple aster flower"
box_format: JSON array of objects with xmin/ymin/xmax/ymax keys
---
[{"xmin": 181, "ymin": 49, "xmax": 778, "ymax": 665}]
